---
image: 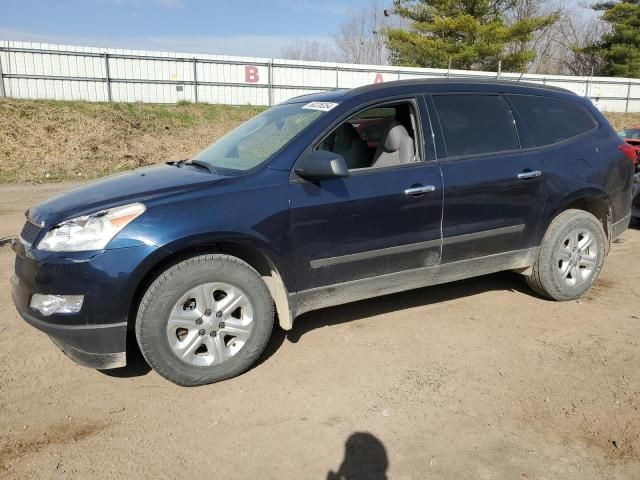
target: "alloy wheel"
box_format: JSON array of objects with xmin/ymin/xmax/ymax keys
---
[
  {"xmin": 166, "ymin": 282, "xmax": 254, "ymax": 367},
  {"xmin": 556, "ymin": 229, "xmax": 598, "ymax": 287}
]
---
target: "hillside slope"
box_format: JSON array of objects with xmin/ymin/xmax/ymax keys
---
[
  {"xmin": 1, "ymin": 98, "xmax": 638, "ymax": 183},
  {"xmin": 0, "ymin": 99, "xmax": 264, "ymax": 183}
]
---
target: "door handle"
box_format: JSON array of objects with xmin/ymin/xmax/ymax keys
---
[
  {"xmin": 517, "ymin": 170, "xmax": 542, "ymax": 180},
  {"xmin": 404, "ymin": 185, "xmax": 436, "ymax": 196}
]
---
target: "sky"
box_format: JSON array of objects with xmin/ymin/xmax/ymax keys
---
[
  {"xmin": 1, "ymin": 0, "xmax": 597, "ymax": 59},
  {"xmin": 0, "ymin": 0, "xmax": 375, "ymax": 57}
]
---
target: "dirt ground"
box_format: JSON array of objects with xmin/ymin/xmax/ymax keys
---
[{"xmin": 0, "ymin": 183, "xmax": 639, "ymax": 480}]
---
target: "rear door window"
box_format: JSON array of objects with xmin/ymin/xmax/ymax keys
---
[
  {"xmin": 432, "ymin": 94, "xmax": 520, "ymax": 158},
  {"xmin": 508, "ymin": 95, "xmax": 597, "ymax": 146}
]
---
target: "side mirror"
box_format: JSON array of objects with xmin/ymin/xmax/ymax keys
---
[{"xmin": 295, "ymin": 150, "xmax": 349, "ymax": 180}]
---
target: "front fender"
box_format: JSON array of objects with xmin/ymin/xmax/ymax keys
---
[
  {"xmin": 160, "ymin": 231, "xmax": 294, "ymax": 290},
  {"xmin": 108, "ymin": 169, "xmax": 294, "ymax": 290},
  {"xmin": 125, "ymin": 233, "xmax": 297, "ymax": 330}
]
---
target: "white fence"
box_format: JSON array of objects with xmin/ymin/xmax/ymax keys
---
[{"xmin": 1, "ymin": 39, "xmax": 640, "ymax": 112}]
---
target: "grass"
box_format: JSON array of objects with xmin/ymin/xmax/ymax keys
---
[
  {"xmin": 0, "ymin": 98, "xmax": 265, "ymax": 183},
  {"xmin": 1, "ymin": 98, "xmax": 639, "ymax": 183},
  {"xmin": 601, "ymin": 112, "xmax": 640, "ymax": 131}
]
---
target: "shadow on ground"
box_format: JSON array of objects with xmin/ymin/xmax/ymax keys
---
[
  {"xmin": 98, "ymin": 333, "xmax": 152, "ymax": 378},
  {"xmin": 327, "ymin": 431, "xmax": 388, "ymax": 480},
  {"xmin": 257, "ymin": 270, "xmax": 535, "ymax": 367},
  {"xmin": 102, "ymin": 270, "xmax": 534, "ymax": 379}
]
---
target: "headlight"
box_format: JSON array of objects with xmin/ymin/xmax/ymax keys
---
[{"xmin": 38, "ymin": 203, "xmax": 146, "ymax": 252}]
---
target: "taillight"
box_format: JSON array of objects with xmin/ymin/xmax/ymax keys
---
[{"xmin": 619, "ymin": 142, "xmax": 638, "ymax": 165}]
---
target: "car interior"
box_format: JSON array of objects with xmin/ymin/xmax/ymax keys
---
[{"xmin": 318, "ymin": 102, "xmax": 421, "ymax": 170}]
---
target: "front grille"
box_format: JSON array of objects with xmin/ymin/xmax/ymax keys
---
[{"xmin": 19, "ymin": 220, "xmax": 43, "ymax": 246}]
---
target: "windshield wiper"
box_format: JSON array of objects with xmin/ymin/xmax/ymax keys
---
[
  {"xmin": 184, "ymin": 159, "xmax": 217, "ymax": 174},
  {"xmin": 168, "ymin": 158, "xmax": 217, "ymax": 174},
  {"xmin": 168, "ymin": 158, "xmax": 190, "ymax": 167}
]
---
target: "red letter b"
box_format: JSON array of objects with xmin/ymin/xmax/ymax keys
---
[{"xmin": 245, "ymin": 65, "xmax": 260, "ymax": 83}]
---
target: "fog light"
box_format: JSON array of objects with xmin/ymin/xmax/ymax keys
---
[{"xmin": 30, "ymin": 294, "xmax": 84, "ymax": 316}]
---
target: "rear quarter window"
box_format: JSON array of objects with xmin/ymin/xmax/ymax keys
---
[{"xmin": 509, "ymin": 95, "xmax": 597, "ymax": 147}]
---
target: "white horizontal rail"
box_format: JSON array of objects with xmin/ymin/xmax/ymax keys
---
[{"xmin": 1, "ymin": 40, "xmax": 639, "ymax": 112}]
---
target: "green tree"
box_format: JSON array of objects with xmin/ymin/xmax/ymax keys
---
[
  {"xmin": 585, "ymin": 0, "xmax": 640, "ymax": 78},
  {"xmin": 386, "ymin": 0, "xmax": 558, "ymax": 72}
]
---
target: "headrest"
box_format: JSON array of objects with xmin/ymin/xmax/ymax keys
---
[
  {"xmin": 335, "ymin": 123, "xmax": 361, "ymax": 150},
  {"xmin": 382, "ymin": 120, "xmax": 409, "ymax": 152}
]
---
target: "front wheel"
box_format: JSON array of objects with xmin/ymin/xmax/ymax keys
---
[
  {"xmin": 135, "ymin": 254, "xmax": 274, "ymax": 386},
  {"xmin": 526, "ymin": 209, "xmax": 606, "ymax": 301}
]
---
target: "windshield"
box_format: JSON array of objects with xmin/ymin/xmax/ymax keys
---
[
  {"xmin": 618, "ymin": 129, "xmax": 640, "ymax": 139},
  {"xmin": 193, "ymin": 102, "xmax": 329, "ymax": 171}
]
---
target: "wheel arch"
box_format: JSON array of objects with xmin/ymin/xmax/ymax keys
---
[
  {"xmin": 128, "ymin": 239, "xmax": 295, "ymax": 332},
  {"xmin": 545, "ymin": 189, "xmax": 612, "ymax": 242}
]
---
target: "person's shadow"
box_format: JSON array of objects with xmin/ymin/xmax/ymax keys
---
[{"xmin": 327, "ymin": 432, "xmax": 388, "ymax": 480}]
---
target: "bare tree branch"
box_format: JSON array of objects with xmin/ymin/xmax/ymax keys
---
[
  {"xmin": 280, "ymin": 40, "xmax": 338, "ymax": 62},
  {"xmin": 334, "ymin": 0, "xmax": 396, "ymax": 65}
]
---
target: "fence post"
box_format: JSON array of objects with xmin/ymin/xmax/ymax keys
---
[
  {"xmin": 625, "ymin": 82, "xmax": 631, "ymax": 113},
  {"xmin": 335, "ymin": 64, "xmax": 339, "ymax": 89},
  {"xmin": 397, "ymin": 68, "xmax": 401, "ymax": 81},
  {"xmin": 497, "ymin": 61, "xmax": 501, "ymax": 79},
  {"xmin": 268, "ymin": 59, "xmax": 273, "ymax": 107},
  {"xmin": 585, "ymin": 77, "xmax": 590, "ymax": 99},
  {"xmin": 585, "ymin": 67, "xmax": 594, "ymax": 99},
  {"xmin": 193, "ymin": 57, "xmax": 198, "ymax": 103},
  {"xmin": 0, "ymin": 47, "xmax": 5, "ymax": 98},
  {"xmin": 103, "ymin": 53, "xmax": 112, "ymax": 102}
]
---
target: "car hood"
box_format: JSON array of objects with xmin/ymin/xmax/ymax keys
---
[{"xmin": 28, "ymin": 163, "xmax": 230, "ymax": 227}]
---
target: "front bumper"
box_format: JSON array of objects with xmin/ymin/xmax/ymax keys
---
[
  {"xmin": 15, "ymin": 303, "xmax": 127, "ymax": 369},
  {"xmin": 11, "ymin": 241, "xmax": 160, "ymax": 369}
]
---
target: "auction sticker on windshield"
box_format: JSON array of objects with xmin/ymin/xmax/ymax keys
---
[{"xmin": 302, "ymin": 102, "xmax": 339, "ymax": 112}]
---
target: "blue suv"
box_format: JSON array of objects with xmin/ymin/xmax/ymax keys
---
[{"xmin": 12, "ymin": 79, "xmax": 635, "ymax": 386}]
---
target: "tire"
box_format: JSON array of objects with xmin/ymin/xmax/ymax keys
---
[
  {"xmin": 526, "ymin": 209, "xmax": 606, "ymax": 301},
  {"xmin": 135, "ymin": 254, "xmax": 274, "ymax": 386},
  {"xmin": 632, "ymin": 196, "xmax": 640, "ymax": 221}
]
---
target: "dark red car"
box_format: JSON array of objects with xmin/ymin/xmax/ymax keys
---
[
  {"xmin": 619, "ymin": 128, "xmax": 640, "ymax": 219},
  {"xmin": 619, "ymin": 127, "xmax": 640, "ymax": 156},
  {"xmin": 350, "ymin": 117, "xmax": 389, "ymax": 148}
]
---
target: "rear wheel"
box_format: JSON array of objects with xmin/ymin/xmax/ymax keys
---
[
  {"xmin": 135, "ymin": 254, "xmax": 274, "ymax": 386},
  {"xmin": 632, "ymin": 192, "xmax": 640, "ymax": 221},
  {"xmin": 526, "ymin": 209, "xmax": 606, "ymax": 301}
]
